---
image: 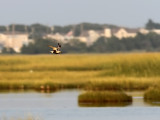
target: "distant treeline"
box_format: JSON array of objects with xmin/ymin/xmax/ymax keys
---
[
  {"xmin": 2, "ymin": 19, "xmax": 160, "ymax": 54},
  {"xmin": 0, "ymin": 23, "xmax": 119, "ymax": 36},
  {"xmin": 1, "ymin": 19, "xmax": 160, "ymax": 34}
]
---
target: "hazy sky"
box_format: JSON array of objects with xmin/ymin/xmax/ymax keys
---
[{"xmin": 0, "ymin": 0, "xmax": 160, "ymax": 27}]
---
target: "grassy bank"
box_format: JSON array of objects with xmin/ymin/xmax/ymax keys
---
[
  {"xmin": 144, "ymin": 86, "xmax": 160, "ymax": 102},
  {"xmin": 78, "ymin": 91, "xmax": 132, "ymax": 107},
  {"xmin": 0, "ymin": 53, "xmax": 160, "ymax": 91}
]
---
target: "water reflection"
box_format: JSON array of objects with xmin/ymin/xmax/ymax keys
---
[
  {"xmin": 144, "ymin": 100, "xmax": 160, "ymax": 106},
  {"xmin": 0, "ymin": 88, "xmax": 58, "ymax": 94},
  {"xmin": 126, "ymin": 91, "xmax": 152, "ymax": 107},
  {"xmin": 79, "ymin": 102, "xmax": 132, "ymax": 107}
]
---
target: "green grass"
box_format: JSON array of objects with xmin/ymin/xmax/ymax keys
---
[
  {"xmin": 78, "ymin": 91, "xmax": 132, "ymax": 107},
  {"xmin": 0, "ymin": 53, "xmax": 160, "ymax": 91}
]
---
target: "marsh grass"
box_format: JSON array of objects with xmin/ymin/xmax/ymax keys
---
[
  {"xmin": 78, "ymin": 91, "xmax": 132, "ymax": 107},
  {"xmin": 0, "ymin": 53, "xmax": 160, "ymax": 91},
  {"xmin": 144, "ymin": 86, "xmax": 160, "ymax": 102}
]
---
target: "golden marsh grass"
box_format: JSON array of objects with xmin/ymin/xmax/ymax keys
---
[{"xmin": 0, "ymin": 53, "xmax": 160, "ymax": 91}]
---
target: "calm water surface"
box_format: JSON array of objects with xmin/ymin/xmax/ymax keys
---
[{"xmin": 0, "ymin": 90, "xmax": 160, "ymax": 120}]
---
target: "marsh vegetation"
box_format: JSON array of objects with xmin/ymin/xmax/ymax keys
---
[
  {"xmin": 0, "ymin": 53, "xmax": 159, "ymax": 92},
  {"xmin": 144, "ymin": 86, "xmax": 160, "ymax": 104},
  {"xmin": 78, "ymin": 91, "xmax": 132, "ymax": 107}
]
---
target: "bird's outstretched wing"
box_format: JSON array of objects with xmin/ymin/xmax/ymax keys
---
[{"xmin": 48, "ymin": 45, "xmax": 57, "ymax": 50}]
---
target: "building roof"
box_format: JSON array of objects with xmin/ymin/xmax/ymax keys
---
[{"xmin": 111, "ymin": 28, "xmax": 139, "ymax": 34}]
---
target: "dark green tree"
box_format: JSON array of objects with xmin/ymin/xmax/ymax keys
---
[
  {"xmin": 145, "ymin": 19, "xmax": 160, "ymax": 29},
  {"xmin": 62, "ymin": 39, "xmax": 87, "ymax": 53},
  {"xmin": 90, "ymin": 37, "xmax": 108, "ymax": 52},
  {"xmin": 21, "ymin": 38, "xmax": 58, "ymax": 54},
  {"xmin": 0, "ymin": 26, "xmax": 7, "ymax": 32},
  {"xmin": 1, "ymin": 47, "xmax": 16, "ymax": 54}
]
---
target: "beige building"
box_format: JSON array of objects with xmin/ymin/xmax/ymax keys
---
[
  {"xmin": 139, "ymin": 28, "xmax": 149, "ymax": 34},
  {"xmin": 104, "ymin": 28, "xmax": 141, "ymax": 39},
  {"xmin": 151, "ymin": 29, "xmax": 160, "ymax": 34},
  {"xmin": 44, "ymin": 31, "xmax": 75, "ymax": 43},
  {"xmin": 75, "ymin": 36, "xmax": 88, "ymax": 43},
  {"xmin": 104, "ymin": 28, "xmax": 160, "ymax": 39},
  {"xmin": 88, "ymin": 30, "xmax": 101, "ymax": 45},
  {"xmin": 44, "ymin": 33, "xmax": 65, "ymax": 42},
  {"xmin": 139, "ymin": 28, "xmax": 160, "ymax": 35},
  {"xmin": 115, "ymin": 28, "xmax": 137, "ymax": 39},
  {"xmin": 104, "ymin": 28, "xmax": 112, "ymax": 38},
  {"xmin": 0, "ymin": 33, "xmax": 30, "ymax": 52}
]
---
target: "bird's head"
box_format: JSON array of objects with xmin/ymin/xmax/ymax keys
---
[{"xmin": 58, "ymin": 43, "xmax": 61, "ymax": 48}]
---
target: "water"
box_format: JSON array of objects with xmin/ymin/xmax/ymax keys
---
[{"xmin": 0, "ymin": 90, "xmax": 160, "ymax": 120}]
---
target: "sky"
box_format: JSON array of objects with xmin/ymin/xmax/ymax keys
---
[{"xmin": 0, "ymin": 0, "xmax": 160, "ymax": 28}]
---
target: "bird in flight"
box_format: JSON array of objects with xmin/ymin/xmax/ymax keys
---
[{"xmin": 48, "ymin": 43, "xmax": 61, "ymax": 54}]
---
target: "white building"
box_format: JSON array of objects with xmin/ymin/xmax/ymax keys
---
[
  {"xmin": 151, "ymin": 29, "xmax": 160, "ymax": 34},
  {"xmin": 139, "ymin": 28, "xmax": 149, "ymax": 34},
  {"xmin": 104, "ymin": 28, "xmax": 112, "ymax": 38},
  {"xmin": 88, "ymin": 30, "xmax": 101, "ymax": 45},
  {"xmin": 0, "ymin": 33, "xmax": 31, "ymax": 53},
  {"xmin": 44, "ymin": 33, "xmax": 65, "ymax": 41}
]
